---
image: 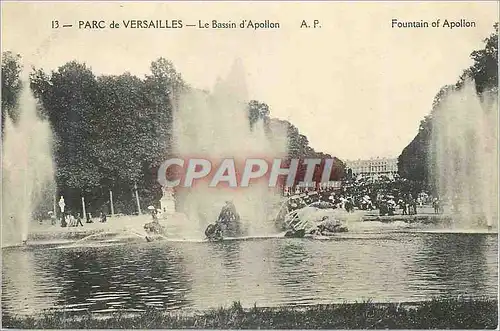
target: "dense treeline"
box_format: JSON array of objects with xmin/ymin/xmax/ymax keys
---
[
  {"xmin": 1, "ymin": 55, "xmax": 345, "ymax": 216},
  {"xmin": 398, "ymin": 23, "xmax": 498, "ymax": 191}
]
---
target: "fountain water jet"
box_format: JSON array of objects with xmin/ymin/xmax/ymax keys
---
[
  {"xmin": 172, "ymin": 60, "xmax": 288, "ymax": 237},
  {"xmin": 429, "ymin": 79, "xmax": 498, "ymax": 229},
  {"xmin": 2, "ymin": 82, "xmax": 55, "ymax": 247}
]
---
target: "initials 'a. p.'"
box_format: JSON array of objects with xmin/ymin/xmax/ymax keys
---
[{"xmin": 79, "ymin": 20, "xmax": 106, "ymax": 29}]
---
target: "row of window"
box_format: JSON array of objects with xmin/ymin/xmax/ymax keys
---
[
  {"xmin": 351, "ymin": 167, "xmax": 397, "ymax": 172},
  {"xmin": 352, "ymin": 170, "xmax": 398, "ymax": 174}
]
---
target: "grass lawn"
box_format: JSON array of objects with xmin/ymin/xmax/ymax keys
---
[{"xmin": 2, "ymin": 298, "xmax": 498, "ymax": 329}]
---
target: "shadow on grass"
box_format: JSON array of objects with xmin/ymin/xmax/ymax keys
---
[{"xmin": 2, "ymin": 298, "xmax": 498, "ymax": 329}]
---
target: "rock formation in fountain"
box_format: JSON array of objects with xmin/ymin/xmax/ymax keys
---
[
  {"xmin": 172, "ymin": 60, "xmax": 288, "ymax": 237},
  {"xmin": 2, "ymin": 82, "xmax": 55, "ymax": 246},
  {"xmin": 429, "ymin": 79, "xmax": 498, "ymax": 229}
]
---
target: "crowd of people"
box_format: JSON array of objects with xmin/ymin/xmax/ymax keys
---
[
  {"xmin": 43, "ymin": 210, "xmax": 108, "ymax": 227},
  {"xmin": 282, "ymin": 175, "xmax": 441, "ymax": 216}
]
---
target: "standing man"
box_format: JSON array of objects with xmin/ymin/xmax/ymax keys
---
[
  {"xmin": 411, "ymin": 195, "xmax": 418, "ymax": 215},
  {"xmin": 433, "ymin": 198, "xmax": 440, "ymax": 214}
]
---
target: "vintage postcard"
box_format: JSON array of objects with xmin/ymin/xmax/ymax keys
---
[{"xmin": 1, "ymin": 1, "xmax": 498, "ymax": 329}]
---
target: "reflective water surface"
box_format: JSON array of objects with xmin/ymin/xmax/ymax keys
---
[{"xmin": 2, "ymin": 232, "xmax": 498, "ymax": 316}]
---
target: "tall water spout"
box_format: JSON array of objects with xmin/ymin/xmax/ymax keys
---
[
  {"xmin": 430, "ymin": 79, "xmax": 498, "ymax": 229},
  {"xmin": 2, "ymin": 82, "xmax": 55, "ymax": 246},
  {"xmin": 172, "ymin": 60, "xmax": 288, "ymax": 237}
]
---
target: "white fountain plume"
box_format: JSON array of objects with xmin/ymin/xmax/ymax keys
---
[
  {"xmin": 2, "ymin": 80, "xmax": 55, "ymax": 247},
  {"xmin": 172, "ymin": 60, "xmax": 288, "ymax": 237},
  {"xmin": 430, "ymin": 79, "xmax": 498, "ymax": 229}
]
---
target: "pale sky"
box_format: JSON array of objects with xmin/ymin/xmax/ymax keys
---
[{"xmin": 2, "ymin": 1, "xmax": 498, "ymax": 160}]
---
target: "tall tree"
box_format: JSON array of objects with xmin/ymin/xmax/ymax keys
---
[
  {"xmin": 140, "ymin": 58, "xmax": 187, "ymax": 207},
  {"xmin": 248, "ymin": 100, "xmax": 270, "ymax": 129},
  {"xmin": 458, "ymin": 23, "xmax": 498, "ymax": 93},
  {"xmin": 1, "ymin": 51, "xmax": 22, "ymax": 136}
]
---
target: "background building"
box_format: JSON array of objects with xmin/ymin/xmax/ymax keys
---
[{"xmin": 344, "ymin": 157, "xmax": 398, "ymax": 178}]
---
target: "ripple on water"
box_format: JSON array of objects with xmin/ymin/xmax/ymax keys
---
[
  {"xmin": 153, "ymin": 278, "xmax": 169, "ymax": 283},
  {"xmin": 94, "ymin": 291, "xmax": 129, "ymax": 295},
  {"xmin": 87, "ymin": 297, "xmax": 122, "ymax": 302},
  {"xmin": 93, "ymin": 294, "xmax": 128, "ymax": 300},
  {"xmin": 93, "ymin": 308, "xmax": 121, "ymax": 313},
  {"xmin": 145, "ymin": 301, "xmax": 165, "ymax": 306},
  {"xmin": 106, "ymin": 300, "xmax": 128, "ymax": 304}
]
